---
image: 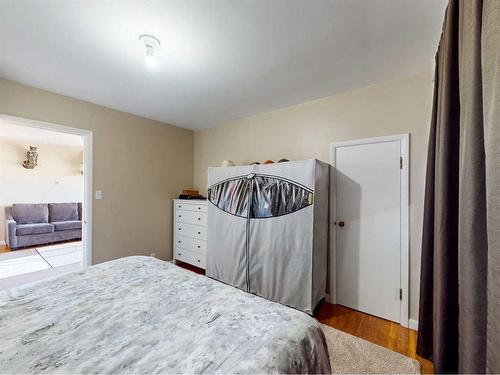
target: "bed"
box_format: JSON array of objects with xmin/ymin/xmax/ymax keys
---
[{"xmin": 0, "ymin": 256, "xmax": 331, "ymax": 373}]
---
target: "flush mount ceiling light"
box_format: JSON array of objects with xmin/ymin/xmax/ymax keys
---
[{"xmin": 139, "ymin": 34, "xmax": 160, "ymax": 67}]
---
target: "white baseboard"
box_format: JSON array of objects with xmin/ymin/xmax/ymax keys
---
[
  {"xmin": 0, "ymin": 240, "xmax": 5, "ymax": 246},
  {"xmin": 409, "ymin": 318, "xmax": 418, "ymax": 331}
]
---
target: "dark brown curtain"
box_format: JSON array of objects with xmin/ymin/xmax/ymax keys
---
[{"xmin": 417, "ymin": 0, "xmax": 500, "ymax": 373}]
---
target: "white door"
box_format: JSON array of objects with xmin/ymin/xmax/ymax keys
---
[{"xmin": 332, "ymin": 136, "xmax": 407, "ymax": 323}]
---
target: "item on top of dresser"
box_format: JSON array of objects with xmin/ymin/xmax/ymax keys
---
[
  {"xmin": 278, "ymin": 158, "xmax": 290, "ymax": 163},
  {"xmin": 178, "ymin": 194, "xmax": 206, "ymax": 200},
  {"xmin": 251, "ymin": 161, "xmax": 261, "ymax": 165},
  {"xmin": 178, "ymin": 189, "xmax": 206, "ymax": 200},
  {"xmin": 263, "ymin": 159, "xmax": 274, "ymax": 164},
  {"xmin": 221, "ymin": 160, "xmax": 235, "ymax": 167},
  {"xmin": 182, "ymin": 189, "xmax": 199, "ymax": 195}
]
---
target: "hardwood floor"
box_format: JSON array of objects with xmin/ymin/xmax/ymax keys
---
[
  {"xmin": 316, "ymin": 302, "xmax": 433, "ymax": 373},
  {"xmin": 0, "ymin": 245, "xmax": 10, "ymax": 253},
  {"xmin": 174, "ymin": 260, "xmax": 205, "ymax": 275},
  {"xmin": 176, "ymin": 260, "xmax": 433, "ymax": 373}
]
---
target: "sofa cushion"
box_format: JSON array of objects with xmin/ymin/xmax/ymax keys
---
[
  {"xmin": 12, "ymin": 204, "xmax": 49, "ymax": 224},
  {"xmin": 16, "ymin": 223, "xmax": 55, "ymax": 236},
  {"xmin": 53, "ymin": 220, "xmax": 82, "ymax": 231},
  {"xmin": 48, "ymin": 203, "xmax": 78, "ymax": 223}
]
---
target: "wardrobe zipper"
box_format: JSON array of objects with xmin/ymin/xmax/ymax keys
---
[{"xmin": 244, "ymin": 176, "xmax": 254, "ymax": 292}]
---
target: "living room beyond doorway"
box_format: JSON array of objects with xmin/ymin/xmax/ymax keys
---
[{"xmin": 0, "ymin": 117, "xmax": 88, "ymax": 288}]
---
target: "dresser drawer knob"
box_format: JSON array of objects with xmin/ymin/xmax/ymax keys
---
[
  {"xmin": 178, "ymin": 228, "xmax": 181, "ymax": 230},
  {"xmin": 178, "ymin": 215, "xmax": 182, "ymax": 218},
  {"xmin": 177, "ymin": 253, "xmax": 181, "ymax": 256},
  {"xmin": 198, "ymin": 207, "xmax": 201, "ymax": 210},
  {"xmin": 178, "ymin": 240, "xmax": 181, "ymax": 243},
  {"xmin": 198, "ymin": 231, "xmax": 201, "ymax": 234},
  {"xmin": 197, "ymin": 245, "xmax": 200, "ymax": 248},
  {"xmin": 197, "ymin": 217, "xmax": 201, "ymax": 220},
  {"xmin": 197, "ymin": 259, "xmax": 200, "ymax": 263}
]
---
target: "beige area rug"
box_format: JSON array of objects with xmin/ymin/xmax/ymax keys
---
[{"xmin": 320, "ymin": 323, "xmax": 421, "ymax": 374}]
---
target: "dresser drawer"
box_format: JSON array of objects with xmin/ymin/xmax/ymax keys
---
[
  {"xmin": 175, "ymin": 222, "xmax": 207, "ymax": 240},
  {"xmin": 175, "ymin": 247, "xmax": 206, "ymax": 269},
  {"xmin": 175, "ymin": 235, "xmax": 206, "ymax": 254},
  {"xmin": 175, "ymin": 202, "xmax": 207, "ymax": 213},
  {"xmin": 175, "ymin": 210, "xmax": 207, "ymax": 226}
]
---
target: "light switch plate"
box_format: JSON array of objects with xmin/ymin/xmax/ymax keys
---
[{"xmin": 95, "ymin": 190, "xmax": 102, "ymax": 200}]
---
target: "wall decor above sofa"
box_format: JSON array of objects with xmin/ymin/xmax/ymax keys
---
[{"xmin": 22, "ymin": 146, "xmax": 39, "ymax": 169}]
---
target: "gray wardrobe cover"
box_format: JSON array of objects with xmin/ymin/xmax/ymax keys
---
[{"xmin": 206, "ymin": 159, "xmax": 329, "ymax": 314}]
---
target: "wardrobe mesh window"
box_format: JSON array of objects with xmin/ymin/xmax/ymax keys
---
[
  {"xmin": 250, "ymin": 176, "xmax": 312, "ymax": 218},
  {"xmin": 209, "ymin": 175, "xmax": 313, "ymax": 218},
  {"xmin": 208, "ymin": 178, "xmax": 251, "ymax": 217}
]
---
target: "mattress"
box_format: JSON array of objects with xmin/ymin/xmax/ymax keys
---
[{"xmin": 0, "ymin": 256, "xmax": 331, "ymax": 374}]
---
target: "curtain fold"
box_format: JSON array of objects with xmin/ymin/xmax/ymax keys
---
[
  {"xmin": 417, "ymin": 0, "xmax": 499, "ymax": 372},
  {"xmin": 457, "ymin": 1, "xmax": 487, "ymax": 373},
  {"xmin": 416, "ymin": 54, "xmax": 438, "ymax": 363},
  {"xmin": 417, "ymin": 2, "xmax": 460, "ymax": 372},
  {"xmin": 482, "ymin": 2, "xmax": 500, "ymax": 372}
]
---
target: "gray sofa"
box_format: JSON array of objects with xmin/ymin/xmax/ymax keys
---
[{"xmin": 5, "ymin": 203, "xmax": 82, "ymax": 250}]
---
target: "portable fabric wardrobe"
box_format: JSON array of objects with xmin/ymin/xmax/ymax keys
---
[{"xmin": 206, "ymin": 159, "xmax": 329, "ymax": 314}]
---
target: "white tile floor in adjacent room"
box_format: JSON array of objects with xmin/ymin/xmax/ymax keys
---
[{"xmin": 0, "ymin": 241, "xmax": 83, "ymax": 289}]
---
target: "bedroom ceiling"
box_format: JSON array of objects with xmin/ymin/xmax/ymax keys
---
[{"xmin": 0, "ymin": 0, "xmax": 447, "ymax": 130}]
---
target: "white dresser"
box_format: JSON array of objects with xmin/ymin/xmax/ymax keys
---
[{"xmin": 173, "ymin": 199, "xmax": 207, "ymax": 269}]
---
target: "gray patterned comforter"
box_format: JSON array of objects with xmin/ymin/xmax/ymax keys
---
[{"xmin": 0, "ymin": 256, "xmax": 331, "ymax": 374}]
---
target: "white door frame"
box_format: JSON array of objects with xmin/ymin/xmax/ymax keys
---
[
  {"xmin": 329, "ymin": 133, "xmax": 409, "ymax": 327},
  {"xmin": 0, "ymin": 114, "xmax": 93, "ymax": 267}
]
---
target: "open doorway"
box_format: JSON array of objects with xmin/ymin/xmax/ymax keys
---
[{"xmin": 0, "ymin": 114, "xmax": 92, "ymax": 289}]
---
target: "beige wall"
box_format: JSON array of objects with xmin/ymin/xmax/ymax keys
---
[
  {"xmin": 0, "ymin": 139, "xmax": 84, "ymax": 242},
  {"xmin": 0, "ymin": 78, "xmax": 193, "ymax": 263},
  {"xmin": 194, "ymin": 71, "xmax": 434, "ymax": 320},
  {"xmin": 1, "ymin": 72, "xmax": 432, "ymax": 319}
]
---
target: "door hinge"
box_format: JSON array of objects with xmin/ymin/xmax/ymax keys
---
[
  {"xmin": 399, "ymin": 288, "xmax": 403, "ymax": 301},
  {"xmin": 400, "ymin": 156, "xmax": 403, "ymax": 170}
]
